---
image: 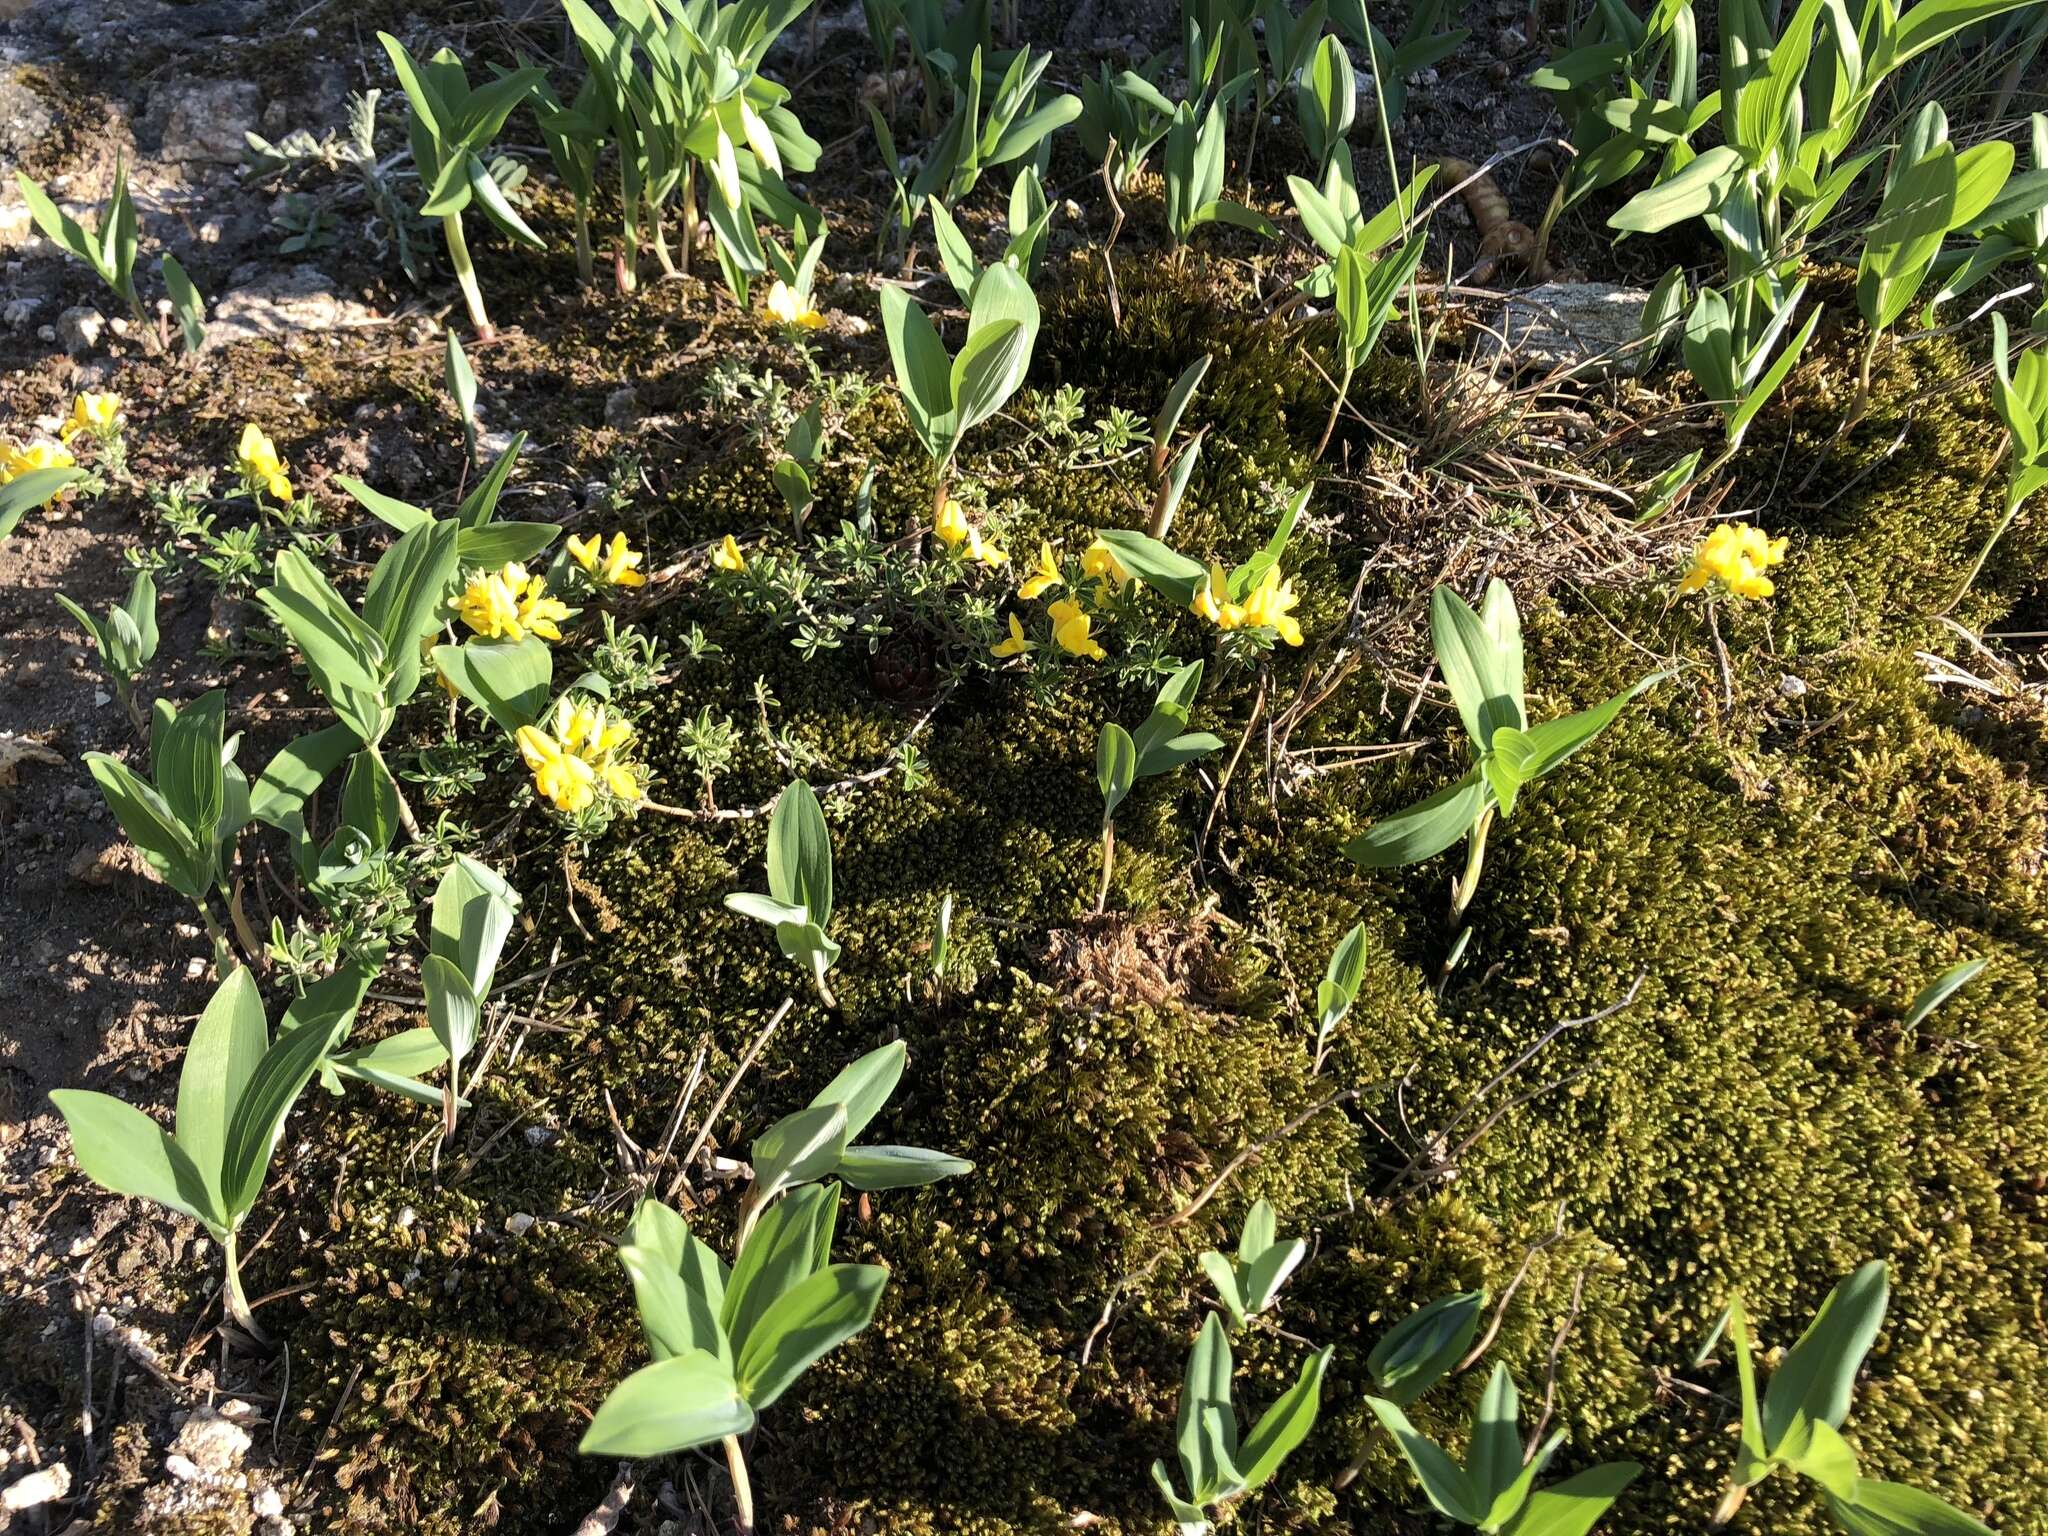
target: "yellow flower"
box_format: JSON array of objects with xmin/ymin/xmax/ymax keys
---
[
  {"xmin": 1680, "ymin": 521, "xmax": 1788, "ymax": 600},
  {"xmin": 517, "ymin": 724, "xmax": 598, "ymax": 813},
  {"xmin": 1081, "ymin": 539, "xmax": 1130, "ymax": 592},
  {"xmin": 711, "ymin": 534, "xmax": 746, "ymax": 572},
  {"xmin": 566, "ymin": 530, "xmax": 648, "ymax": 588},
  {"xmin": 1018, "ymin": 541, "xmax": 1063, "ymax": 600},
  {"xmin": 59, "ymin": 392, "xmax": 122, "ymax": 443},
  {"xmin": 765, "ymin": 279, "xmax": 827, "ymax": 330},
  {"xmin": 933, "ymin": 497, "xmax": 971, "ymax": 548},
  {"xmin": 518, "ymin": 697, "xmax": 643, "ymax": 813},
  {"xmin": 1238, "ymin": 566, "xmax": 1304, "ymax": 646},
  {"xmin": 991, "ymin": 613, "xmax": 1036, "ymax": 658},
  {"xmin": 234, "ymin": 423, "xmax": 292, "ymax": 502},
  {"xmin": 1191, "ymin": 561, "xmax": 1246, "ymax": 630},
  {"xmin": 0, "ymin": 438, "xmax": 76, "ymax": 483},
  {"xmin": 1047, "ymin": 597, "xmax": 1106, "ymax": 660},
  {"xmin": 452, "ymin": 564, "xmax": 527, "ymax": 640},
  {"xmin": 515, "ymin": 571, "xmax": 571, "ymax": 641}
]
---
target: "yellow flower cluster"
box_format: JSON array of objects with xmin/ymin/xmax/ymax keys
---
[
  {"xmin": 1680, "ymin": 521, "xmax": 1787, "ymax": 600},
  {"xmin": 711, "ymin": 534, "xmax": 746, "ymax": 572},
  {"xmin": 933, "ymin": 498, "xmax": 1007, "ymax": 566},
  {"xmin": 1192, "ymin": 562, "xmax": 1304, "ymax": 645},
  {"xmin": 234, "ymin": 424, "xmax": 292, "ymax": 503},
  {"xmin": 451, "ymin": 562, "xmax": 572, "ymax": 643},
  {"xmin": 59, "ymin": 392, "xmax": 122, "ymax": 443},
  {"xmin": 994, "ymin": 539, "xmax": 1131, "ymax": 662},
  {"xmin": 566, "ymin": 530, "xmax": 648, "ymax": 588},
  {"xmin": 516, "ymin": 697, "xmax": 642, "ymax": 814},
  {"xmin": 765, "ymin": 280, "xmax": 827, "ymax": 330},
  {"xmin": 0, "ymin": 437, "xmax": 76, "ymax": 484}
]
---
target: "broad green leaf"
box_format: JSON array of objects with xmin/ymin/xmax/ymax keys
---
[
  {"xmin": 335, "ymin": 477, "xmax": 431, "ymax": 533},
  {"xmin": 1520, "ymin": 672, "xmax": 1667, "ymax": 779},
  {"xmin": 1484, "ymin": 1430, "xmax": 1566, "ymax": 1530},
  {"xmin": 577, "ymin": 1350, "xmax": 755, "ymax": 1457},
  {"xmin": 362, "ymin": 519, "xmax": 461, "ymax": 701},
  {"xmin": 766, "ymin": 779, "xmax": 833, "ymax": 926},
  {"xmin": 1367, "ymin": 1289, "xmax": 1487, "ymax": 1406},
  {"xmin": 1859, "ymin": 143, "xmax": 1957, "ymax": 330},
  {"xmin": 1318, "ymin": 921, "xmax": 1369, "ymax": 1029},
  {"xmin": 1467, "ymin": 1364, "xmax": 1524, "ymax": 1506},
  {"xmin": 219, "ymin": 963, "xmax": 371, "ymax": 1221},
  {"xmin": 835, "ymin": 1144, "xmax": 974, "ymax": 1190},
  {"xmin": 249, "ymin": 724, "xmax": 360, "ymax": 828},
  {"xmin": 1236, "ymin": 1345, "xmax": 1332, "ymax": 1491},
  {"xmin": 948, "ymin": 317, "xmax": 1029, "ymax": 446},
  {"xmin": 620, "ymin": 1239, "xmax": 732, "ymax": 1366},
  {"xmin": 1094, "ymin": 529, "xmax": 1207, "ymax": 608},
  {"xmin": 1431, "ymin": 583, "xmax": 1524, "ymax": 749},
  {"xmin": 726, "ymin": 892, "xmax": 811, "ymax": 928},
  {"xmin": 1888, "ymin": 0, "xmax": 2037, "ymax": 68},
  {"xmin": 325, "ymin": 1027, "xmax": 448, "ymax": 1105},
  {"xmin": 733, "ymin": 1262, "xmax": 887, "ymax": 1409},
  {"xmin": 879, "ymin": 287, "xmax": 955, "ymax": 459},
  {"xmin": 1609, "ymin": 144, "xmax": 1743, "ymax": 232},
  {"xmin": 1365, "ymin": 1395, "xmax": 1481, "ymax": 1523},
  {"xmin": 431, "ymin": 637, "xmax": 552, "ymax": 731},
  {"xmin": 455, "ymin": 432, "xmax": 527, "ymax": 527},
  {"xmin": 1343, "ymin": 770, "xmax": 1491, "ymax": 869},
  {"xmin": 430, "ymin": 854, "xmax": 520, "ymax": 998},
  {"xmin": 1787, "ymin": 1417, "xmax": 1863, "ymax": 1501},
  {"xmin": 50, "ymin": 1090, "xmax": 218, "ymax": 1230},
  {"xmin": 174, "ymin": 968, "xmax": 268, "ymax": 1216},
  {"xmin": 1762, "ymin": 1261, "xmax": 1889, "ymax": 1449},
  {"xmin": 162, "ymin": 253, "xmax": 206, "ymax": 351},
  {"xmin": 154, "ymin": 690, "xmax": 227, "ymax": 842},
  {"xmin": 1501, "ymin": 1461, "xmax": 1644, "ymax": 1536},
  {"xmin": 1729, "ymin": 304, "xmax": 1823, "ymax": 443},
  {"xmin": 1729, "ymin": 1294, "xmax": 1770, "ymax": 1478},
  {"xmin": 1177, "ymin": 1315, "xmax": 1238, "ymax": 1501},
  {"xmin": 1823, "ymin": 1479, "xmax": 1996, "ymax": 1535},
  {"xmin": 1200, "ymin": 1250, "xmax": 1249, "ymax": 1327},
  {"xmin": 750, "ymin": 1102, "xmax": 850, "ymax": 1199},
  {"xmin": 0, "ymin": 467, "xmax": 85, "ymax": 540},
  {"xmin": 808, "ymin": 1040, "xmax": 905, "ymax": 1141},
  {"xmin": 1097, "ymin": 722, "xmax": 1137, "ymax": 821},
  {"xmin": 84, "ymin": 754, "xmax": 209, "ymax": 900},
  {"xmin": 422, "ymin": 954, "xmax": 482, "ymax": 1068},
  {"xmin": 721, "ymin": 1184, "xmax": 833, "ymax": 1358}
]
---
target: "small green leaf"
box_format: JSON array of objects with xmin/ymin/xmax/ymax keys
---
[
  {"xmin": 50, "ymin": 1090, "xmax": 218, "ymax": 1231},
  {"xmin": 1367, "ymin": 1289, "xmax": 1488, "ymax": 1406},
  {"xmin": 835, "ymin": 1145, "xmax": 974, "ymax": 1190},
  {"xmin": 577, "ymin": 1350, "xmax": 755, "ymax": 1458},
  {"xmin": 733, "ymin": 1262, "xmax": 887, "ymax": 1409},
  {"xmin": 1903, "ymin": 958, "xmax": 1987, "ymax": 1027}
]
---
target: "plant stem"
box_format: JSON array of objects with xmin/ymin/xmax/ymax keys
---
[
  {"xmin": 1315, "ymin": 361, "xmax": 1355, "ymax": 459},
  {"xmin": 811, "ymin": 956, "xmax": 837, "ymax": 1009},
  {"xmin": 370, "ymin": 744, "xmax": 423, "ymax": 842},
  {"xmin": 573, "ymin": 198, "xmax": 594, "ymax": 287},
  {"xmin": 221, "ymin": 1230, "xmax": 266, "ymax": 1343},
  {"xmin": 1095, "ymin": 823, "xmax": 1115, "ymax": 914},
  {"xmin": 677, "ymin": 165, "xmax": 695, "ymax": 281},
  {"xmin": 1448, "ymin": 807, "xmax": 1494, "ymax": 929},
  {"xmin": 1710, "ymin": 1481, "xmax": 1749, "ymax": 1526},
  {"xmin": 722, "ymin": 1434, "xmax": 755, "ymax": 1534},
  {"xmin": 195, "ymin": 898, "xmax": 234, "ymax": 979},
  {"xmin": 117, "ymin": 680, "xmax": 149, "ymax": 741},
  {"xmin": 650, "ymin": 205, "xmax": 678, "ymax": 278},
  {"xmin": 442, "ymin": 214, "xmax": 494, "ymax": 341}
]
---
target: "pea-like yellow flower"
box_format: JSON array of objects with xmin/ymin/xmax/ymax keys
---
[
  {"xmin": 765, "ymin": 279, "xmax": 827, "ymax": 330},
  {"xmin": 1018, "ymin": 541, "xmax": 1063, "ymax": 600},
  {"xmin": 515, "ymin": 571, "xmax": 571, "ymax": 640},
  {"xmin": 1192, "ymin": 561, "xmax": 1247, "ymax": 630},
  {"xmin": 1082, "ymin": 539, "xmax": 1130, "ymax": 592},
  {"xmin": 451, "ymin": 562, "xmax": 570, "ymax": 643},
  {"xmin": 932, "ymin": 498, "xmax": 1006, "ymax": 565},
  {"xmin": 1047, "ymin": 596, "xmax": 1106, "ymax": 660},
  {"xmin": 991, "ymin": 613, "xmax": 1036, "ymax": 658},
  {"xmin": 566, "ymin": 530, "xmax": 648, "ymax": 588},
  {"xmin": 59, "ymin": 392, "xmax": 122, "ymax": 443},
  {"xmin": 517, "ymin": 723, "xmax": 598, "ymax": 812},
  {"xmin": 234, "ymin": 423, "xmax": 293, "ymax": 503},
  {"xmin": 1238, "ymin": 566, "xmax": 1304, "ymax": 646},
  {"xmin": 517, "ymin": 696, "xmax": 643, "ymax": 813},
  {"xmin": 1680, "ymin": 521, "xmax": 1788, "ymax": 600},
  {"xmin": 0, "ymin": 438, "xmax": 76, "ymax": 483},
  {"xmin": 711, "ymin": 534, "xmax": 746, "ymax": 572}
]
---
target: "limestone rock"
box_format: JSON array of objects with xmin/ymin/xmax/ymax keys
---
[
  {"xmin": 205, "ymin": 265, "xmax": 379, "ymax": 348},
  {"xmin": 152, "ymin": 79, "xmax": 263, "ymax": 164},
  {"xmin": 1481, "ymin": 281, "xmax": 1656, "ymax": 379}
]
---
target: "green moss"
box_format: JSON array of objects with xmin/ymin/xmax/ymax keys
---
[{"xmin": 254, "ymin": 257, "xmax": 2048, "ymax": 1536}]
